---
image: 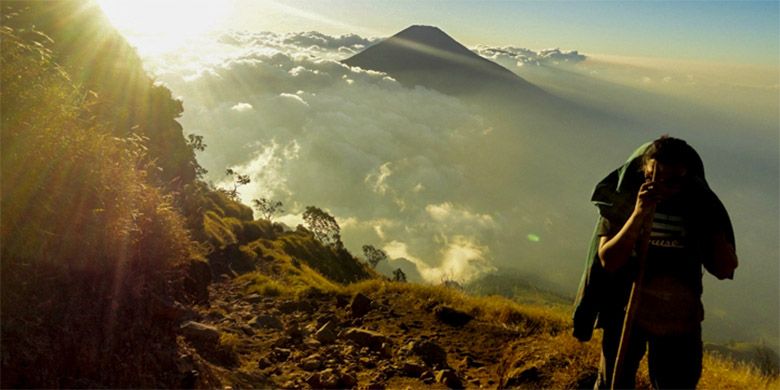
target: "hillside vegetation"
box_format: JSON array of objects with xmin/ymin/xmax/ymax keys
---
[{"xmin": 1, "ymin": 1, "xmax": 776, "ymax": 388}]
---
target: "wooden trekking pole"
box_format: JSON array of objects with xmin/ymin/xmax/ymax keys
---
[{"xmin": 611, "ymin": 161, "xmax": 657, "ymax": 390}]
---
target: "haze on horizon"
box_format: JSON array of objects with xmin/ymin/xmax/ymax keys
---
[{"xmin": 98, "ymin": 0, "xmax": 779, "ymax": 350}]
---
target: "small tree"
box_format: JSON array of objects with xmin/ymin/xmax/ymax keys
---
[
  {"xmin": 186, "ymin": 134, "xmax": 209, "ymax": 178},
  {"xmin": 302, "ymin": 206, "xmax": 341, "ymax": 248},
  {"xmin": 362, "ymin": 244, "xmax": 387, "ymax": 269},
  {"xmin": 393, "ymin": 268, "xmax": 407, "ymax": 282},
  {"xmin": 222, "ymin": 168, "xmax": 250, "ymax": 200},
  {"xmin": 252, "ymin": 198, "xmax": 283, "ymax": 221}
]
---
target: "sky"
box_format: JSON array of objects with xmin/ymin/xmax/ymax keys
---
[
  {"xmin": 222, "ymin": 0, "xmax": 780, "ymax": 65},
  {"xmin": 98, "ymin": 0, "xmax": 780, "ymax": 64},
  {"xmin": 97, "ymin": 0, "xmax": 779, "ymax": 347}
]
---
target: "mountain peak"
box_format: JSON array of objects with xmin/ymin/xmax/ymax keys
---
[
  {"xmin": 343, "ymin": 25, "xmax": 542, "ymax": 96},
  {"xmin": 389, "ymin": 25, "xmax": 473, "ymax": 57}
]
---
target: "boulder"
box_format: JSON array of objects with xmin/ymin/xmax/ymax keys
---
[
  {"xmin": 504, "ymin": 366, "xmax": 542, "ymax": 388},
  {"xmin": 318, "ymin": 368, "xmax": 341, "ymax": 389},
  {"xmin": 435, "ymin": 369, "xmax": 463, "ymax": 389},
  {"xmin": 248, "ymin": 315, "xmax": 284, "ymax": 330},
  {"xmin": 279, "ymin": 300, "xmax": 300, "ymax": 313},
  {"xmin": 409, "ymin": 340, "xmax": 448, "ymax": 369},
  {"xmin": 433, "ymin": 305, "xmax": 473, "ymax": 327},
  {"xmin": 349, "ymin": 293, "xmax": 372, "ymax": 317},
  {"xmin": 341, "ymin": 328, "xmax": 391, "ymax": 352},
  {"xmin": 180, "ymin": 321, "xmax": 220, "ymax": 348},
  {"xmin": 271, "ymin": 348, "xmax": 291, "ymax": 362},
  {"xmin": 400, "ymin": 360, "xmax": 427, "ymax": 377},
  {"xmin": 314, "ymin": 321, "xmax": 339, "ymax": 344},
  {"xmin": 300, "ymin": 354, "xmax": 323, "ymax": 371},
  {"xmin": 340, "ymin": 372, "xmax": 357, "ymax": 388},
  {"xmin": 244, "ymin": 293, "xmax": 263, "ymax": 303}
]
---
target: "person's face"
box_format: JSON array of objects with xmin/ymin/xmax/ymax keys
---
[{"xmin": 644, "ymin": 159, "xmax": 688, "ymax": 200}]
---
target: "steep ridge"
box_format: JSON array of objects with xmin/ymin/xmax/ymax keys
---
[{"xmin": 343, "ymin": 25, "xmax": 546, "ymax": 97}]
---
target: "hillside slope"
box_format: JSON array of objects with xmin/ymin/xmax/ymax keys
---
[{"xmin": 179, "ymin": 274, "xmax": 778, "ymax": 389}]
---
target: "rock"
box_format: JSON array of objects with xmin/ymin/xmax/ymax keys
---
[
  {"xmin": 304, "ymin": 338, "xmax": 322, "ymax": 349},
  {"xmin": 401, "ymin": 361, "xmax": 427, "ymax": 377},
  {"xmin": 285, "ymin": 322, "xmax": 304, "ymax": 340},
  {"xmin": 315, "ymin": 321, "xmax": 339, "ymax": 344},
  {"xmin": 420, "ymin": 370, "xmax": 435, "ymax": 384},
  {"xmin": 183, "ymin": 257, "xmax": 211, "ymax": 303},
  {"xmin": 359, "ymin": 357, "xmax": 377, "ymax": 368},
  {"xmin": 300, "ymin": 354, "xmax": 323, "ymax": 371},
  {"xmin": 297, "ymin": 300, "xmax": 315, "ymax": 313},
  {"xmin": 340, "ymin": 372, "xmax": 357, "ymax": 388},
  {"xmin": 435, "ymin": 369, "xmax": 463, "ymax": 389},
  {"xmin": 248, "ymin": 315, "xmax": 284, "ymax": 330},
  {"xmin": 459, "ymin": 355, "xmax": 483, "ymax": 368},
  {"xmin": 336, "ymin": 294, "xmax": 350, "ymax": 308},
  {"xmin": 318, "ymin": 368, "xmax": 341, "ymax": 389},
  {"xmin": 409, "ymin": 340, "xmax": 448, "ymax": 369},
  {"xmin": 504, "ymin": 366, "xmax": 542, "ymax": 388},
  {"xmin": 279, "ymin": 300, "xmax": 299, "ymax": 313},
  {"xmin": 349, "ymin": 293, "xmax": 372, "ymax": 317},
  {"xmin": 151, "ymin": 294, "xmax": 190, "ymax": 322},
  {"xmin": 305, "ymin": 372, "xmax": 321, "ymax": 388},
  {"xmin": 316, "ymin": 315, "xmax": 336, "ymax": 328},
  {"xmin": 341, "ymin": 328, "xmax": 391, "ymax": 352},
  {"xmin": 205, "ymin": 310, "xmax": 225, "ymax": 322},
  {"xmin": 180, "ymin": 321, "xmax": 221, "ymax": 348},
  {"xmin": 257, "ymin": 356, "xmax": 272, "ymax": 369},
  {"xmin": 433, "ymin": 305, "xmax": 473, "ymax": 327},
  {"xmin": 271, "ymin": 348, "xmax": 291, "ymax": 362}
]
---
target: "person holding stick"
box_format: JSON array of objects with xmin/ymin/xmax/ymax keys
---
[{"xmin": 572, "ymin": 136, "xmax": 738, "ymax": 389}]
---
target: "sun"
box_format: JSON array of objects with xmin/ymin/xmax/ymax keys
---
[{"xmin": 97, "ymin": 0, "xmax": 231, "ymax": 54}]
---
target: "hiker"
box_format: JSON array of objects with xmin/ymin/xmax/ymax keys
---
[{"xmin": 572, "ymin": 136, "xmax": 738, "ymax": 389}]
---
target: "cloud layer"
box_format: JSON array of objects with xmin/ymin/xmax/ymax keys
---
[
  {"xmin": 146, "ymin": 29, "xmax": 778, "ymax": 348},
  {"xmin": 473, "ymin": 45, "xmax": 586, "ymax": 69},
  {"xmin": 155, "ymin": 30, "xmax": 503, "ymax": 284}
]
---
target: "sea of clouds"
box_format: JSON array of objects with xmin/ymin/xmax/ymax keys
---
[{"xmin": 144, "ymin": 29, "xmax": 778, "ymax": 346}]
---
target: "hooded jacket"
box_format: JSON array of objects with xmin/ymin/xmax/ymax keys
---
[{"xmin": 572, "ymin": 142, "xmax": 735, "ymax": 342}]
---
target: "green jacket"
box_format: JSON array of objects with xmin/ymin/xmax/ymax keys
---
[{"xmin": 572, "ymin": 142, "xmax": 735, "ymax": 342}]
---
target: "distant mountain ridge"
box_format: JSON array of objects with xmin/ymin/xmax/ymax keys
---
[{"xmin": 343, "ymin": 25, "xmax": 546, "ymax": 97}]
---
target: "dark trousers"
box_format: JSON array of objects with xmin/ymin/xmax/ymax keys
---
[{"xmin": 595, "ymin": 322, "xmax": 702, "ymax": 389}]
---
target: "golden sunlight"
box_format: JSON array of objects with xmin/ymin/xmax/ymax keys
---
[{"xmin": 97, "ymin": 0, "xmax": 231, "ymax": 54}]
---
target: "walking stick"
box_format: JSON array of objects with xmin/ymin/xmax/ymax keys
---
[{"xmin": 611, "ymin": 161, "xmax": 657, "ymax": 389}]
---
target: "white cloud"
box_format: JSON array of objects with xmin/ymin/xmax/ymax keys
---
[
  {"xmin": 383, "ymin": 236, "xmax": 496, "ymax": 284},
  {"xmin": 473, "ymin": 45, "xmax": 586, "ymax": 70},
  {"xmin": 425, "ymin": 202, "xmax": 496, "ymax": 229},
  {"xmin": 231, "ymin": 102, "xmax": 253, "ymax": 112}
]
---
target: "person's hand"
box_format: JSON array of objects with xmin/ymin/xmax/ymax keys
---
[{"xmin": 634, "ymin": 180, "xmax": 660, "ymax": 219}]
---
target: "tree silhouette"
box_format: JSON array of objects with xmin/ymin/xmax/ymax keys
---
[
  {"xmin": 393, "ymin": 268, "xmax": 407, "ymax": 282},
  {"xmin": 362, "ymin": 244, "xmax": 387, "ymax": 269},
  {"xmin": 252, "ymin": 198, "xmax": 284, "ymax": 221},
  {"xmin": 302, "ymin": 206, "xmax": 341, "ymax": 248},
  {"xmin": 222, "ymin": 168, "xmax": 250, "ymax": 200}
]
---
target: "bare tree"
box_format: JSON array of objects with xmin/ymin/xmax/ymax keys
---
[
  {"xmin": 252, "ymin": 198, "xmax": 284, "ymax": 221},
  {"xmin": 222, "ymin": 168, "xmax": 250, "ymax": 200},
  {"xmin": 362, "ymin": 244, "xmax": 387, "ymax": 269}
]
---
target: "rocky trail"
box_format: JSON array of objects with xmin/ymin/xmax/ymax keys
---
[{"xmin": 175, "ymin": 278, "xmax": 572, "ymax": 389}]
